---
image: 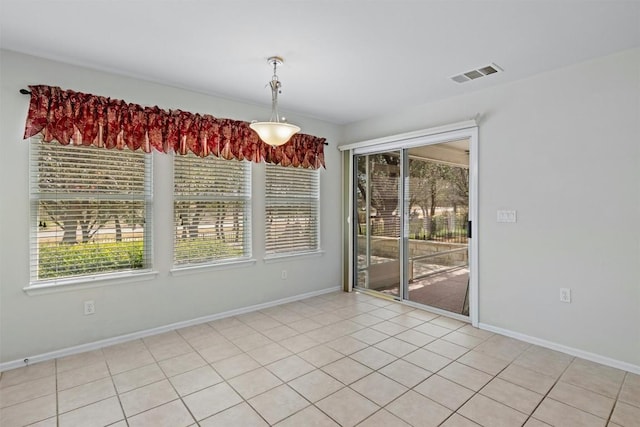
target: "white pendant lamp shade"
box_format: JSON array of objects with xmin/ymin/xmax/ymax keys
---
[
  {"xmin": 250, "ymin": 56, "xmax": 300, "ymax": 147},
  {"xmin": 250, "ymin": 121, "xmax": 300, "ymax": 146}
]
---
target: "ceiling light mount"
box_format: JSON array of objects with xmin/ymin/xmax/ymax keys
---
[
  {"xmin": 268, "ymin": 56, "xmax": 283, "ymax": 69},
  {"xmin": 250, "ymin": 56, "xmax": 300, "ymax": 147}
]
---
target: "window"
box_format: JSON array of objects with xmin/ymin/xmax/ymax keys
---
[
  {"xmin": 30, "ymin": 139, "xmax": 152, "ymax": 283},
  {"xmin": 265, "ymin": 165, "xmax": 320, "ymax": 255},
  {"xmin": 173, "ymin": 154, "xmax": 251, "ymax": 267}
]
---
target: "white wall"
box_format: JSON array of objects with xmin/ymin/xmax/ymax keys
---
[
  {"xmin": 2, "ymin": 48, "xmax": 639, "ymax": 369},
  {"xmin": 342, "ymin": 48, "xmax": 640, "ymax": 367},
  {"xmin": 0, "ymin": 50, "xmax": 343, "ymax": 364}
]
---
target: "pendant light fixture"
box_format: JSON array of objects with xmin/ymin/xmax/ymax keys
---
[{"xmin": 250, "ymin": 56, "xmax": 300, "ymax": 146}]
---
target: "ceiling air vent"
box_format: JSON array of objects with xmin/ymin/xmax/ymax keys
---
[{"xmin": 451, "ymin": 63, "xmax": 502, "ymax": 83}]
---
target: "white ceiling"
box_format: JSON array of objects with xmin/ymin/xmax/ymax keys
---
[{"xmin": 1, "ymin": 1, "xmax": 639, "ymax": 125}]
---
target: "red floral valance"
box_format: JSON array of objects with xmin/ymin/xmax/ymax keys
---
[{"xmin": 23, "ymin": 85, "xmax": 326, "ymax": 169}]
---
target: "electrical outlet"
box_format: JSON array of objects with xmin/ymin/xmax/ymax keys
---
[
  {"xmin": 497, "ymin": 210, "xmax": 517, "ymax": 223},
  {"xmin": 559, "ymin": 288, "xmax": 571, "ymax": 303},
  {"xmin": 281, "ymin": 270, "xmax": 287, "ymax": 280},
  {"xmin": 84, "ymin": 300, "xmax": 96, "ymax": 315}
]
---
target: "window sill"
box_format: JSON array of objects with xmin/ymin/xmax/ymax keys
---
[
  {"xmin": 263, "ymin": 250, "xmax": 325, "ymax": 264},
  {"xmin": 24, "ymin": 270, "xmax": 159, "ymax": 296},
  {"xmin": 170, "ymin": 258, "xmax": 257, "ymax": 276}
]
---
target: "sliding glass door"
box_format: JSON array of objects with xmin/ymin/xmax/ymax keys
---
[
  {"xmin": 351, "ymin": 135, "xmax": 475, "ymax": 321},
  {"xmin": 354, "ymin": 151, "xmax": 403, "ymax": 298},
  {"xmin": 406, "ymin": 141, "xmax": 470, "ymax": 315}
]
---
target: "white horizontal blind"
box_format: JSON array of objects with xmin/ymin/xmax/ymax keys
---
[
  {"xmin": 30, "ymin": 139, "xmax": 152, "ymax": 282},
  {"xmin": 265, "ymin": 165, "xmax": 319, "ymax": 255},
  {"xmin": 174, "ymin": 154, "xmax": 251, "ymax": 266}
]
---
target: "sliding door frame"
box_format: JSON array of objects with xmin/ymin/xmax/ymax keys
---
[{"xmin": 340, "ymin": 121, "xmax": 479, "ymax": 326}]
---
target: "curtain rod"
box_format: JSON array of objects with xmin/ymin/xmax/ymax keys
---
[{"xmin": 20, "ymin": 88, "xmax": 329, "ymax": 145}]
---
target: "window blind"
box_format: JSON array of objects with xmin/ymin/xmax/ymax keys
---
[
  {"xmin": 30, "ymin": 139, "xmax": 152, "ymax": 283},
  {"xmin": 265, "ymin": 165, "xmax": 319, "ymax": 255},
  {"xmin": 173, "ymin": 154, "xmax": 251, "ymax": 266}
]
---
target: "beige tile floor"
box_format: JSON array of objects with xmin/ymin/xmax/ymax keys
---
[{"xmin": 1, "ymin": 291, "xmax": 638, "ymax": 427}]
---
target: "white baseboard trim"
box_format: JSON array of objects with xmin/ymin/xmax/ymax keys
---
[
  {"xmin": 478, "ymin": 322, "xmax": 640, "ymax": 375},
  {"xmin": 0, "ymin": 285, "xmax": 341, "ymax": 373}
]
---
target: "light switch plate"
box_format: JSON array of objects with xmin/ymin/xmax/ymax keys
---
[{"xmin": 497, "ymin": 210, "xmax": 517, "ymax": 223}]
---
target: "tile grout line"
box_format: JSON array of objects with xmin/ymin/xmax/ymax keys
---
[
  {"xmin": 428, "ymin": 338, "xmax": 555, "ymax": 426},
  {"xmin": 434, "ymin": 377, "xmax": 483, "ymax": 425},
  {"xmin": 210, "ymin": 299, "xmax": 346, "ymax": 426},
  {"xmin": 605, "ymin": 371, "xmax": 627, "ymax": 425},
  {"xmin": 55, "ymin": 358, "xmax": 60, "ymax": 427},
  {"xmin": 538, "ymin": 359, "xmax": 628, "ymax": 422},
  {"xmin": 101, "ymin": 346, "xmax": 131, "ymax": 427},
  {"xmin": 520, "ymin": 352, "xmax": 576, "ymax": 426},
  {"xmin": 321, "ymin": 320, "xmax": 468, "ymax": 426},
  {"xmin": 142, "ymin": 329, "xmax": 202, "ymax": 426},
  {"xmin": 175, "ymin": 336, "xmax": 227, "ymax": 425},
  {"xmin": 53, "ymin": 352, "xmax": 126, "ymax": 425},
  {"xmin": 422, "ymin": 336, "xmax": 502, "ymax": 427},
  {"xmin": 248, "ymin": 298, "xmax": 384, "ymax": 425},
  {"xmin": 184, "ymin": 298, "xmax": 339, "ymax": 425},
  {"xmin": 349, "ymin": 313, "xmax": 465, "ymax": 425}
]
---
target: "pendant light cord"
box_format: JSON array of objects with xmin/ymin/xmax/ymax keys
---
[{"xmin": 269, "ymin": 59, "xmax": 282, "ymax": 123}]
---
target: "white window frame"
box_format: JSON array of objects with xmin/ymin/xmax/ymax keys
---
[{"xmin": 25, "ymin": 138, "xmax": 155, "ymax": 293}]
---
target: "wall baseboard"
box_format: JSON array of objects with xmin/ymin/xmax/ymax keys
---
[
  {"xmin": 479, "ymin": 323, "xmax": 640, "ymax": 375},
  {"xmin": 4, "ymin": 288, "xmax": 637, "ymax": 377},
  {"xmin": 0, "ymin": 285, "xmax": 341, "ymax": 372}
]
